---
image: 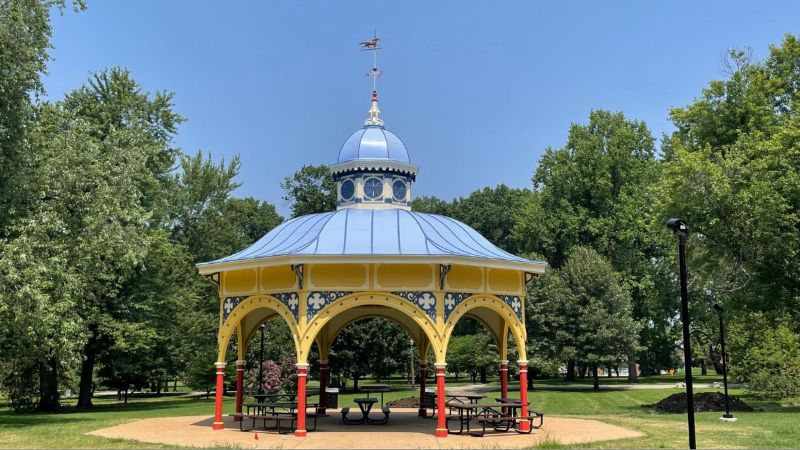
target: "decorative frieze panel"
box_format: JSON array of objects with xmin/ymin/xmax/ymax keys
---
[
  {"xmin": 222, "ymin": 296, "xmax": 247, "ymax": 321},
  {"xmin": 307, "ymin": 291, "xmax": 353, "ymax": 321},
  {"xmin": 222, "ymin": 292, "xmax": 301, "ymax": 323},
  {"xmin": 273, "ymin": 292, "xmax": 300, "ymax": 322},
  {"xmin": 391, "ymin": 291, "xmax": 436, "ymax": 322},
  {"xmin": 498, "ymin": 295, "xmax": 523, "ymax": 320},
  {"xmin": 443, "ymin": 292, "xmax": 474, "ymax": 322}
]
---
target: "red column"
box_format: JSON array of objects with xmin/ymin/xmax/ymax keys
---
[
  {"xmin": 295, "ymin": 362, "xmax": 309, "ymax": 437},
  {"xmin": 517, "ymin": 360, "xmax": 531, "ymax": 431},
  {"xmin": 212, "ymin": 362, "xmax": 226, "ymax": 430},
  {"xmin": 234, "ymin": 360, "xmax": 245, "ymax": 421},
  {"xmin": 418, "ymin": 361, "xmax": 427, "ymax": 417},
  {"xmin": 434, "ymin": 363, "xmax": 448, "ymax": 438},
  {"xmin": 317, "ymin": 360, "xmax": 329, "ymax": 415},
  {"xmin": 500, "ymin": 359, "xmax": 509, "ymax": 400}
]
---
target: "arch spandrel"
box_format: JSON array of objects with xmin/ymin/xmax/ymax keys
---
[
  {"xmin": 443, "ymin": 294, "xmax": 527, "ymax": 361},
  {"xmin": 216, "ymin": 295, "xmax": 302, "ymax": 362},
  {"xmin": 299, "ymin": 292, "xmax": 445, "ymax": 363}
]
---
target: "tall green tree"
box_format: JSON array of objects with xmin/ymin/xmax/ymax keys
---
[
  {"xmin": 528, "ymin": 247, "xmax": 639, "ymax": 389},
  {"xmin": 281, "ymin": 164, "xmax": 336, "ymax": 217},
  {"xmin": 516, "ymin": 110, "xmax": 666, "ymax": 379}
]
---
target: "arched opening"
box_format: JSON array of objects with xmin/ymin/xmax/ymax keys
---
[{"xmin": 445, "ymin": 316, "xmax": 500, "ymax": 383}]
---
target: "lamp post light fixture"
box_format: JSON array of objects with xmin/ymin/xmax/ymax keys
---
[
  {"xmin": 258, "ymin": 323, "xmax": 266, "ymax": 396},
  {"xmin": 666, "ymin": 218, "xmax": 697, "ymax": 449},
  {"xmin": 713, "ymin": 303, "xmax": 737, "ymax": 422}
]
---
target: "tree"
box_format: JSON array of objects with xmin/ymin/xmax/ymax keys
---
[
  {"xmin": 529, "ymin": 247, "xmax": 639, "ymax": 389},
  {"xmin": 0, "ymin": 0, "xmax": 84, "ymax": 229},
  {"xmin": 328, "ymin": 318, "xmax": 410, "ymax": 391},
  {"xmin": 281, "ymin": 164, "xmax": 336, "ymax": 217},
  {"xmin": 516, "ymin": 110, "xmax": 665, "ymax": 381},
  {"xmin": 447, "ymin": 333, "xmax": 498, "ymax": 383}
]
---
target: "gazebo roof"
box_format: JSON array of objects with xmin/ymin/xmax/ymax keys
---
[{"xmin": 197, "ymin": 208, "xmax": 545, "ymax": 272}]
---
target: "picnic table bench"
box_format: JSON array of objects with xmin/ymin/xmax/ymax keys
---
[
  {"xmin": 239, "ymin": 402, "xmax": 319, "ymax": 433},
  {"xmin": 446, "ymin": 401, "xmax": 543, "ymax": 437},
  {"xmin": 341, "ymin": 397, "xmax": 391, "ymax": 425}
]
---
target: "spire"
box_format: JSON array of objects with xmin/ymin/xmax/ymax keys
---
[
  {"xmin": 360, "ymin": 32, "xmax": 384, "ymax": 127},
  {"xmin": 365, "ymin": 90, "xmax": 383, "ymax": 126}
]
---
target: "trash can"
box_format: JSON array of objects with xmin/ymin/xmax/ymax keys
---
[{"xmin": 325, "ymin": 388, "xmax": 339, "ymax": 409}]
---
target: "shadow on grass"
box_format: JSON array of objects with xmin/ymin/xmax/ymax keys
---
[{"xmin": 0, "ymin": 394, "xmax": 213, "ymax": 428}]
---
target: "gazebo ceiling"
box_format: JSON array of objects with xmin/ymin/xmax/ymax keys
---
[{"xmin": 197, "ymin": 209, "xmax": 546, "ymax": 274}]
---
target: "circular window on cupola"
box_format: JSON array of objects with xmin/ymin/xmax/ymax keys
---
[
  {"xmin": 363, "ymin": 177, "xmax": 383, "ymax": 199},
  {"xmin": 340, "ymin": 179, "xmax": 355, "ymax": 200},
  {"xmin": 392, "ymin": 179, "xmax": 407, "ymax": 201}
]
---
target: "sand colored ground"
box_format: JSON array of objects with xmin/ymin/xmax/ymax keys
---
[{"xmin": 88, "ymin": 408, "xmax": 643, "ymax": 448}]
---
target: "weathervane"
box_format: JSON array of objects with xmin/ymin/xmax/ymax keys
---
[{"xmin": 360, "ymin": 31, "xmax": 384, "ymax": 126}]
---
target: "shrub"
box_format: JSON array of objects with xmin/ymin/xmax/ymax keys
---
[
  {"xmin": 748, "ymin": 369, "xmax": 800, "ymax": 400},
  {"xmin": 728, "ymin": 313, "xmax": 800, "ymax": 399}
]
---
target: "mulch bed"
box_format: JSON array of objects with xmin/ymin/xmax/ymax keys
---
[
  {"xmin": 651, "ymin": 391, "xmax": 753, "ymax": 413},
  {"xmin": 386, "ymin": 396, "xmax": 419, "ymax": 408}
]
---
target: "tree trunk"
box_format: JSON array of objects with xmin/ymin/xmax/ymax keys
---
[
  {"xmin": 627, "ymin": 353, "xmax": 638, "ymax": 382},
  {"xmin": 77, "ymin": 329, "xmax": 99, "ymax": 409},
  {"xmin": 700, "ymin": 358, "xmax": 708, "ymax": 375},
  {"xmin": 579, "ymin": 364, "xmax": 587, "ymax": 379},
  {"xmin": 607, "ymin": 366, "xmax": 612, "ymax": 378},
  {"xmin": 173, "ymin": 380, "xmax": 177, "ymax": 392},
  {"xmin": 592, "ymin": 365, "xmax": 599, "ymax": 391},
  {"xmin": 353, "ymin": 370, "xmax": 360, "ymax": 392},
  {"xmin": 566, "ymin": 359, "xmax": 576, "ymax": 381},
  {"xmin": 38, "ymin": 358, "xmax": 60, "ymax": 411},
  {"xmin": 479, "ymin": 367, "xmax": 487, "ymax": 383}
]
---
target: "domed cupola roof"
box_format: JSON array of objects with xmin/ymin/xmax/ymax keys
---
[
  {"xmin": 329, "ymin": 90, "xmax": 418, "ymax": 180},
  {"xmin": 337, "ymin": 126, "xmax": 410, "ymax": 164}
]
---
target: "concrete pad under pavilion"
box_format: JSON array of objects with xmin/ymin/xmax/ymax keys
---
[{"xmin": 88, "ymin": 410, "xmax": 644, "ymax": 448}]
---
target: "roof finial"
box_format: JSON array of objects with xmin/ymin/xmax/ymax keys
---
[{"xmin": 360, "ymin": 31, "xmax": 384, "ymax": 127}]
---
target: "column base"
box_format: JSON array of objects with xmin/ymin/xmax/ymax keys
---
[
  {"xmin": 316, "ymin": 407, "xmax": 327, "ymax": 415},
  {"xmin": 435, "ymin": 428, "xmax": 448, "ymax": 437},
  {"xmin": 212, "ymin": 421, "xmax": 225, "ymax": 430},
  {"xmin": 720, "ymin": 415, "xmax": 737, "ymax": 422},
  {"xmin": 294, "ymin": 429, "xmax": 307, "ymax": 437},
  {"xmin": 517, "ymin": 419, "xmax": 531, "ymax": 432}
]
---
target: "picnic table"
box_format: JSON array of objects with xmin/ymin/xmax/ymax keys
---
[
  {"xmin": 360, "ymin": 384, "xmax": 391, "ymax": 404},
  {"xmin": 420, "ymin": 393, "xmax": 485, "ymax": 418},
  {"xmin": 341, "ymin": 397, "xmax": 391, "ymax": 425},
  {"xmin": 446, "ymin": 401, "xmax": 542, "ymax": 437},
  {"xmin": 240, "ymin": 402, "xmax": 319, "ymax": 433}
]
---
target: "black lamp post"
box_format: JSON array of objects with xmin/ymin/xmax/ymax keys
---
[
  {"xmin": 257, "ymin": 323, "xmax": 266, "ymax": 396},
  {"xmin": 713, "ymin": 303, "xmax": 737, "ymax": 422},
  {"xmin": 666, "ymin": 218, "xmax": 696, "ymax": 449}
]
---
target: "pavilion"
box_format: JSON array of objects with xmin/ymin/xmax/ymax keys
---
[{"xmin": 196, "ymin": 43, "xmax": 547, "ymax": 437}]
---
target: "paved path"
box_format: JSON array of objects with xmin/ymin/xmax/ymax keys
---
[{"xmin": 88, "ymin": 409, "xmax": 643, "ymax": 448}]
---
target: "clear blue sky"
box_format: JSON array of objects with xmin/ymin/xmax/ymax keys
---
[{"xmin": 45, "ymin": 1, "xmax": 799, "ymax": 217}]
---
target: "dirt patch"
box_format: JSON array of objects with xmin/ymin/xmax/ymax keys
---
[
  {"xmin": 386, "ymin": 396, "xmax": 419, "ymax": 408},
  {"xmin": 652, "ymin": 392, "xmax": 753, "ymax": 413}
]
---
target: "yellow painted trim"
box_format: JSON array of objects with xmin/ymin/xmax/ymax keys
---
[
  {"xmin": 217, "ymin": 295, "xmax": 301, "ymax": 362},
  {"xmin": 197, "ymin": 254, "xmax": 547, "ymax": 276},
  {"xmin": 442, "ymin": 294, "xmax": 527, "ymax": 361},
  {"xmin": 298, "ymin": 292, "xmax": 445, "ymax": 363}
]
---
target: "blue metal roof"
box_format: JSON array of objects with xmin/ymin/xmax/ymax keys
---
[
  {"xmin": 337, "ymin": 126, "xmax": 410, "ymax": 163},
  {"xmin": 198, "ymin": 209, "xmax": 542, "ymax": 267}
]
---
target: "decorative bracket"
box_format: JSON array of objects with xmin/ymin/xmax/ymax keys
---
[
  {"xmin": 291, "ymin": 264, "xmax": 304, "ymax": 289},
  {"xmin": 204, "ymin": 272, "xmax": 221, "ymax": 290},
  {"xmin": 439, "ymin": 264, "xmax": 452, "ymax": 290},
  {"xmin": 524, "ymin": 272, "xmax": 536, "ymax": 284}
]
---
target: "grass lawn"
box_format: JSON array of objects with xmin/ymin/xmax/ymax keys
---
[{"xmin": 1, "ymin": 378, "xmax": 798, "ymax": 448}]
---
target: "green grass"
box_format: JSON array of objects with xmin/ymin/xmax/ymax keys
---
[{"xmin": 1, "ymin": 377, "xmax": 798, "ymax": 448}]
